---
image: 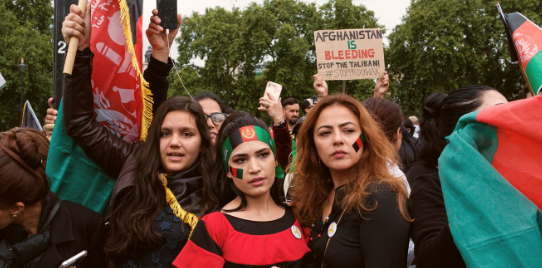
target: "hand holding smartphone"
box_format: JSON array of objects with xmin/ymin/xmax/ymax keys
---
[
  {"xmin": 156, "ymin": 0, "xmax": 177, "ymax": 29},
  {"xmin": 264, "ymin": 81, "xmax": 283, "ymax": 100}
]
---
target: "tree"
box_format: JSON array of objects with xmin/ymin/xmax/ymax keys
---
[
  {"xmin": 0, "ymin": 1, "xmax": 53, "ymax": 131},
  {"xmin": 386, "ymin": 0, "xmax": 542, "ymax": 116},
  {"xmin": 172, "ymin": 0, "xmax": 383, "ymax": 121}
]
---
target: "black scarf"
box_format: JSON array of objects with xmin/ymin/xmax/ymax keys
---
[{"xmin": 166, "ymin": 163, "xmax": 203, "ymax": 217}]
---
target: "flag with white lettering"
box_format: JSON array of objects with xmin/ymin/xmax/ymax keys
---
[{"xmin": 47, "ymin": 0, "xmax": 149, "ymax": 214}]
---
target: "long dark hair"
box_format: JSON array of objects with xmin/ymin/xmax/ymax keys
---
[
  {"xmin": 202, "ymin": 111, "xmax": 284, "ymax": 213},
  {"xmin": 418, "ymin": 85, "xmax": 496, "ymax": 167},
  {"xmin": 104, "ymin": 97, "xmax": 214, "ymax": 260}
]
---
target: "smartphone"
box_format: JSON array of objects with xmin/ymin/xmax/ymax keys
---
[
  {"xmin": 157, "ymin": 0, "xmax": 178, "ymax": 29},
  {"xmin": 58, "ymin": 250, "xmax": 87, "ymax": 268},
  {"xmin": 264, "ymin": 81, "xmax": 283, "ymax": 100}
]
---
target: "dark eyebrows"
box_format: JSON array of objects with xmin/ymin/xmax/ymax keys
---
[
  {"xmin": 316, "ymin": 121, "xmax": 357, "ymax": 131},
  {"xmin": 338, "ymin": 122, "xmax": 357, "ymax": 128},
  {"xmin": 231, "ymin": 147, "xmax": 270, "ymax": 158},
  {"xmin": 316, "ymin": 125, "xmax": 332, "ymax": 131},
  {"xmin": 161, "ymin": 126, "xmax": 197, "ymax": 132}
]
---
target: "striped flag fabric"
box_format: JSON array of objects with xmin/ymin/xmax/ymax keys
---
[
  {"xmin": 498, "ymin": 3, "xmax": 542, "ymax": 96},
  {"xmin": 21, "ymin": 101, "xmax": 43, "ymax": 131},
  {"xmin": 439, "ymin": 96, "xmax": 542, "ymax": 267},
  {"xmin": 47, "ymin": 0, "xmax": 149, "ymax": 214}
]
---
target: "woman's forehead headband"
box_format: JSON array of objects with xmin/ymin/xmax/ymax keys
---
[{"xmin": 221, "ymin": 125, "xmax": 284, "ymax": 179}]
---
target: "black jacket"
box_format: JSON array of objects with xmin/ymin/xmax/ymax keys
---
[{"xmin": 0, "ymin": 193, "xmax": 105, "ymax": 268}]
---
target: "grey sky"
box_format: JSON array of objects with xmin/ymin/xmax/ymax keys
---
[{"xmin": 142, "ymin": 0, "xmax": 411, "ymax": 61}]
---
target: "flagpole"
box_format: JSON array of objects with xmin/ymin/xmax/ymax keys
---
[{"xmin": 63, "ymin": 0, "xmax": 88, "ymax": 75}]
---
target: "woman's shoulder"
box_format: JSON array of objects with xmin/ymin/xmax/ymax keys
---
[
  {"xmin": 58, "ymin": 200, "xmax": 102, "ymax": 226},
  {"xmin": 410, "ymin": 172, "xmax": 441, "ymax": 198}
]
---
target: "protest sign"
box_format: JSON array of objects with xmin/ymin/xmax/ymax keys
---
[{"xmin": 314, "ymin": 28, "xmax": 385, "ymax": 80}]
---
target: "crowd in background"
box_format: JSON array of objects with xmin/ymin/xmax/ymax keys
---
[{"xmin": 0, "ymin": 5, "xmax": 539, "ymax": 268}]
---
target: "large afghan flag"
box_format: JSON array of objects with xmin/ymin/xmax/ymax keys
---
[
  {"xmin": 498, "ymin": 3, "xmax": 542, "ymax": 96},
  {"xmin": 47, "ymin": 0, "xmax": 150, "ymax": 214},
  {"xmin": 439, "ymin": 96, "xmax": 542, "ymax": 267}
]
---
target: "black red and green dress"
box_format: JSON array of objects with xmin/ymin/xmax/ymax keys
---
[{"xmin": 173, "ymin": 208, "xmax": 311, "ymax": 268}]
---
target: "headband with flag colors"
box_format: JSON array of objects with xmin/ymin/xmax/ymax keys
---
[
  {"xmin": 222, "ymin": 125, "xmax": 285, "ymax": 179},
  {"xmin": 497, "ymin": 3, "xmax": 542, "ymax": 95}
]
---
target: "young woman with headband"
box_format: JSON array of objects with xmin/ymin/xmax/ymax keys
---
[{"xmin": 173, "ymin": 112, "xmax": 311, "ymax": 268}]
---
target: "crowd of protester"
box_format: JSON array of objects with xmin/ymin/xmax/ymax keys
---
[{"xmin": 0, "ymin": 5, "xmax": 538, "ymax": 268}]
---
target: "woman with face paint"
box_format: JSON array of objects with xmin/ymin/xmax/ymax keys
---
[
  {"xmin": 291, "ymin": 94, "xmax": 411, "ymax": 268},
  {"xmin": 173, "ymin": 112, "xmax": 311, "ymax": 268}
]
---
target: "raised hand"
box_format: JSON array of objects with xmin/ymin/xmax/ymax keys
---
[
  {"xmin": 62, "ymin": 2, "xmax": 91, "ymax": 50},
  {"xmin": 45, "ymin": 98, "xmax": 57, "ymax": 125},
  {"xmin": 258, "ymin": 92, "xmax": 284, "ymax": 125},
  {"xmin": 313, "ymin": 74, "xmax": 328, "ymax": 100},
  {"xmin": 146, "ymin": 9, "xmax": 182, "ymax": 63},
  {"xmin": 374, "ymin": 71, "xmax": 389, "ymax": 98}
]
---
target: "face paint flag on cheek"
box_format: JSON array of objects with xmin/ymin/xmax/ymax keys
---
[
  {"xmin": 229, "ymin": 166, "xmax": 244, "ymax": 180},
  {"xmin": 352, "ymin": 133, "xmax": 366, "ymax": 153}
]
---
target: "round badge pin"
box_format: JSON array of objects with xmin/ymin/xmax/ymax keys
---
[
  {"xmin": 291, "ymin": 225, "xmax": 302, "ymax": 239},
  {"xmin": 327, "ymin": 222, "xmax": 337, "ymax": 237}
]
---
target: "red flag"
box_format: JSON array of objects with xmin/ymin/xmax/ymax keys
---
[{"xmin": 89, "ymin": 0, "xmax": 150, "ymax": 142}]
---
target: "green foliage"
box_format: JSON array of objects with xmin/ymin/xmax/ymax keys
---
[
  {"xmin": 172, "ymin": 0, "xmax": 383, "ymax": 122},
  {"xmin": 0, "ymin": 1, "xmax": 53, "ymax": 131},
  {"xmin": 386, "ymin": 0, "xmax": 542, "ymax": 116}
]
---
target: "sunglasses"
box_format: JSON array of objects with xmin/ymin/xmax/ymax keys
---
[{"xmin": 205, "ymin": 112, "xmax": 228, "ymax": 126}]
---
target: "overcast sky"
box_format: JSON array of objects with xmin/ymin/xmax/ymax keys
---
[{"xmin": 142, "ymin": 0, "xmax": 411, "ymax": 61}]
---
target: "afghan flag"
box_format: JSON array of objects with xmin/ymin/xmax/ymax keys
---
[
  {"xmin": 498, "ymin": 3, "xmax": 542, "ymax": 96},
  {"xmin": 439, "ymin": 96, "xmax": 542, "ymax": 267},
  {"xmin": 47, "ymin": 0, "xmax": 150, "ymax": 214}
]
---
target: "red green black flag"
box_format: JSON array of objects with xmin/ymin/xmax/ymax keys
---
[{"xmin": 497, "ymin": 3, "xmax": 542, "ymax": 95}]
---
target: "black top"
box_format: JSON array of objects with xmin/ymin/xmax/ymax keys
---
[
  {"xmin": 0, "ymin": 192, "xmax": 105, "ymax": 268},
  {"xmin": 406, "ymin": 162, "xmax": 438, "ymax": 187},
  {"xmin": 118, "ymin": 164, "xmax": 203, "ymax": 268},
  {"xmin": 398, "ymin": 126, "xmax": 419, "ymax": 173},
  {"xmin": 309, "ymin": 184, "xmax": 410, "ymax": 268},
  {"xmin": 409, "ymin": 173, "xmax": 465, "ymax": 268}
]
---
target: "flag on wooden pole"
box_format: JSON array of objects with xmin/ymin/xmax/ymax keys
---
[{"xmin": 47, "ymin": 0, "xmax": 149, "ymax": 214}]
